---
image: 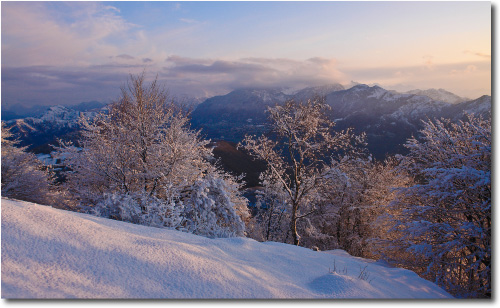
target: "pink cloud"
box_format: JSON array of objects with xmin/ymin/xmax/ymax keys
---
[{"xmin": 2, "ymin": 2, "xmax": 133, "ymax": 67}]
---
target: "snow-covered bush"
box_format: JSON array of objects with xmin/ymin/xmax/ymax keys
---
[
  {"xmin": 182, "ymin": 170, "xmax": 249, "ymax": 238},
  {"xmin": 381, "ymin": 113, "xmax": 491, "ymax": 298},
  {"xmin": 247, "ymin": 176, "xmax": 291, "ymax": 243},
  {"xmin": 57, "ymin": 73, "xmax": 211, "ymax": 206},
  {"xmin": 1, "ymin": 122, "xmax": 54, "ymax": 205},
  {"xmin": 296, "ymin": 156, "xmax": 410, "ymax": 255},
  {"xmin": 93, "ymin": 192, "xmax": 183, "ymax": 228}
]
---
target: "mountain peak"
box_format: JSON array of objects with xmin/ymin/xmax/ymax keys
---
[{"xmin": 405, "ymin": 88, "xmax": 467, "ymax": 104}]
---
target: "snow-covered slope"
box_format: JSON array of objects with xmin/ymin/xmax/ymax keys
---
[
  {"xmin": 405, "ymin": 88, "xmax": 468, "ymax": 104},
  {"xmin": 1, "ymin": 198, "xmax": 452, "ymax": 299}
]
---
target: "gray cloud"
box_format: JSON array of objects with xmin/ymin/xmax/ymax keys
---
[
  {"xmin": 1, "ymin": 66, "xmax": 128, "ymax": 108},
  {"xmin": 2, "ymin": 56, "xmax": 348, "ymax": 108},
  {"xmin": 161, "ymin": 56, "xmax": 346, "ymax": 97},
  {"xmin": 5, "ymin": 56, "xmax": 488, "ymax": 110},
  {"xmin": 165, "ymin": 59, "xmax": 274, "ymax": 75},
  {"xmin": 116, "ymin": 54, "xmax": 135, "ymax": 60}
]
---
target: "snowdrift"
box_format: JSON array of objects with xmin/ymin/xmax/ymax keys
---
[{"xmin": 1, "ymin": 198, "xmax": 453, "ymax": 299}]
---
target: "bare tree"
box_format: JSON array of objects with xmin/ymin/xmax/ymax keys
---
[{"xmin": 240, "ymin": 96, "xmax": 364, "ymax": 246}]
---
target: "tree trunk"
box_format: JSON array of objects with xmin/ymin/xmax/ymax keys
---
[{"xmin": 290, "ymin": 202, "xmax": 300, "ymax": 246}]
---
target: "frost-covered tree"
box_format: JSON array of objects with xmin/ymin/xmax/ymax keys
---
[
  {"xmin": 300, "ymin": 156, "xmax": 411, "ymax": 255},
  {"xmin": 241, "ymin": 97, "xmax": 365, "ymax": 246},
  {"xmin": 58, "ymin": 74, "xmax": 210, "ymax": 206},
  {"xmin": 57, "ymin": 73, "xmax": 248, "ymax": 237},
  {"xmin": 383, "ymin": 113, "xmax": 491, "ymax": 298},
  {"xmin": 247, "ymin": 174, "xmax": 292, "ymax": 243},
  {"xmin": 1, "ymin": 122, "xmax": 54, "ymax": 205}
]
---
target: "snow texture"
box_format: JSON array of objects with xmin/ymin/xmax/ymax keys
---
[{"xmin": 1, "ymin": 198, "xmax": 453, "ymax": 299}]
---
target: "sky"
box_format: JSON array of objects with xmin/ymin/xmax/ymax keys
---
[{"xmin": 1, "ymin": 1, "xmax": 492, "ymax": 109}]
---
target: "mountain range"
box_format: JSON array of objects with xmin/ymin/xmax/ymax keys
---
[
  {"xmin": 190, "ymin": 84, "xmax": 490, "ymax": 159},
  {"xmin": 3, "ymin": 104, "xmax": 108, "ymax": 153},
  {"xmin": 3, "ymin": 84, "xmax": 491, "ymax": 182}
]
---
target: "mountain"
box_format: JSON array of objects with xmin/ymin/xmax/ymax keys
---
[
  {"xmin": 446, "ymin": 95, "xmax": 492, "ymax": 118},
  {"xmin": 190, "ymin": 84, "xmax": 349, "ymax": 142},
  {"xmin": 1, "ymin": 104, "xmax": 52, "ymax": 121},
  {"xmin": 1, "ymin": 198, "xmax": 453, "ymax": 299},
  {"xmin": 4, "ymin": 104, "xmax": 107, "ymax": 153},
  {"xmin": 405, "ymin": 88, "xmax": 468, "ymax": 104},
  {"xmin": 3, "ymin": 84, "xmax": 490, "ymax": 177},
  {"xmin": 292, "ymin": 84, "xmax": 345, "ymax": 101},
  {"xmin": 190, "ymin": 88, "xmax": 290, "ymax": 141},
  {"xmin": 70, "ymin": 100, "xmax": 107, "ymax": 112},
  {"xmin": 2, "ymin": 101, "xmax": 106, "ymax": 121},
  {"xmin": 190, "ymin": 84, "xmax": 491, "ymax": 160}
]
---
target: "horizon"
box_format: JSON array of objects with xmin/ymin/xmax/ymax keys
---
[{"xmin": 1, "ymin": 1, "xmax": 491, "ymax": 108}]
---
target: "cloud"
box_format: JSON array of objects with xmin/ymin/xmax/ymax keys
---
[
  {"xmin": 450, "ymin": 65, "xmax": 478, "ymax": 75},
  {"xmin": 422, "ymin": 55, "xmax": 434, "ymax": 70},
  {"xmin": 2, "ymin": 54, "xmax": 348, "ymax": 107},
  {"xmin": 116, "ymin": 54, "xmax": 135, "ymax": 60},
  {"xmin": 1, "ymin": 66, "xmax": 132, "ymax": 107},
  {"xmin": 165, "ymin": 58, "xmax": 272, "ymax": 75},
  {"xmin": 2, "ymin": 2, "xmax": 135, "ymax": 67},
  {"xmin": 464, "ymin": 50, "xmax": 491, "ymax": 59},
  {"xmin": 160, "ymin": 56, "xmax": 346, "ymax": 97},
  {"xmin": 1, "ymin": 52, "xmax": 490, "ymax": 109},
  {"xmin": 347, "ymin": 61, "xmax": 490, "ymax": 98}
]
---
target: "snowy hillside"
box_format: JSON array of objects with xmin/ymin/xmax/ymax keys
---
[{"xmin": 1, "ymin": 198, "xmax": 453, "ymax": 299}]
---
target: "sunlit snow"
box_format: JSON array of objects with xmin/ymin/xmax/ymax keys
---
[{"xmin": 1, "ymin": 198, "xmax": 453, "ymax": 299}]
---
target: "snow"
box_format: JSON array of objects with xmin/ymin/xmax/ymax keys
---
[
  {"xmin": 1, "ymin": 198, "xmax": 453, "ymax": 299},
  {"xmin": 367, "ymin": 86, "xmax": 387, "ymax": 99},
  {"xmin": 405, "ymin": 89, "xmax": 468, "ymax": 104},
  {"xmin": 7, "ymin": 105, "xmax": 101, "ymax": 129}
]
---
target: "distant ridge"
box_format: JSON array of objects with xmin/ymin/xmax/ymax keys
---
[
  {"xmin": 2, "ymin": 84, "xmax": 490, "ymax": 161},
  {"xmin": 190, "ymin": 84, "xmax": 491, "ymax": 159},
  {"xmin": 405, "ymin": 88, "xmax": 468, "ymax": 104}
]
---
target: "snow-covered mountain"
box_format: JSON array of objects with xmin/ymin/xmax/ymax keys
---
[
  {"xmin": 405, "ymin": 88, "xmax": 468, "ymax": 104},
  {"xmin": 451, "ymin": 95, "xmax": 492, "ymax": 116},
  {"xmin": 3, "ymin": 84, "xmax": 490, "ymax": 159},
  {"xmin": 191, "ymin": 84, "xmax": 491, "ymax": 159},
  {"xmin": 190, "ymin": 88, "xmax": 291, "ymax": 141},
  {"xmin": 4, "ymin": 104, "xmax": 107, "ymax": 153},
  {"xmin": 25, "ymin": 105, "xmax": 97, "ymax": 126},
  {"xmin": 1, "ymin": 198, "xmax": 453, "ymax": 299},
  {"xmin": 292, "ymin": 83, "xmax": 345, "ymax": 101}
]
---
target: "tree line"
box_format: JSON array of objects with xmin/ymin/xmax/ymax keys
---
[{"xmin": 1, "ymin": 74, "xmax": 490, "ymax": 298}]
